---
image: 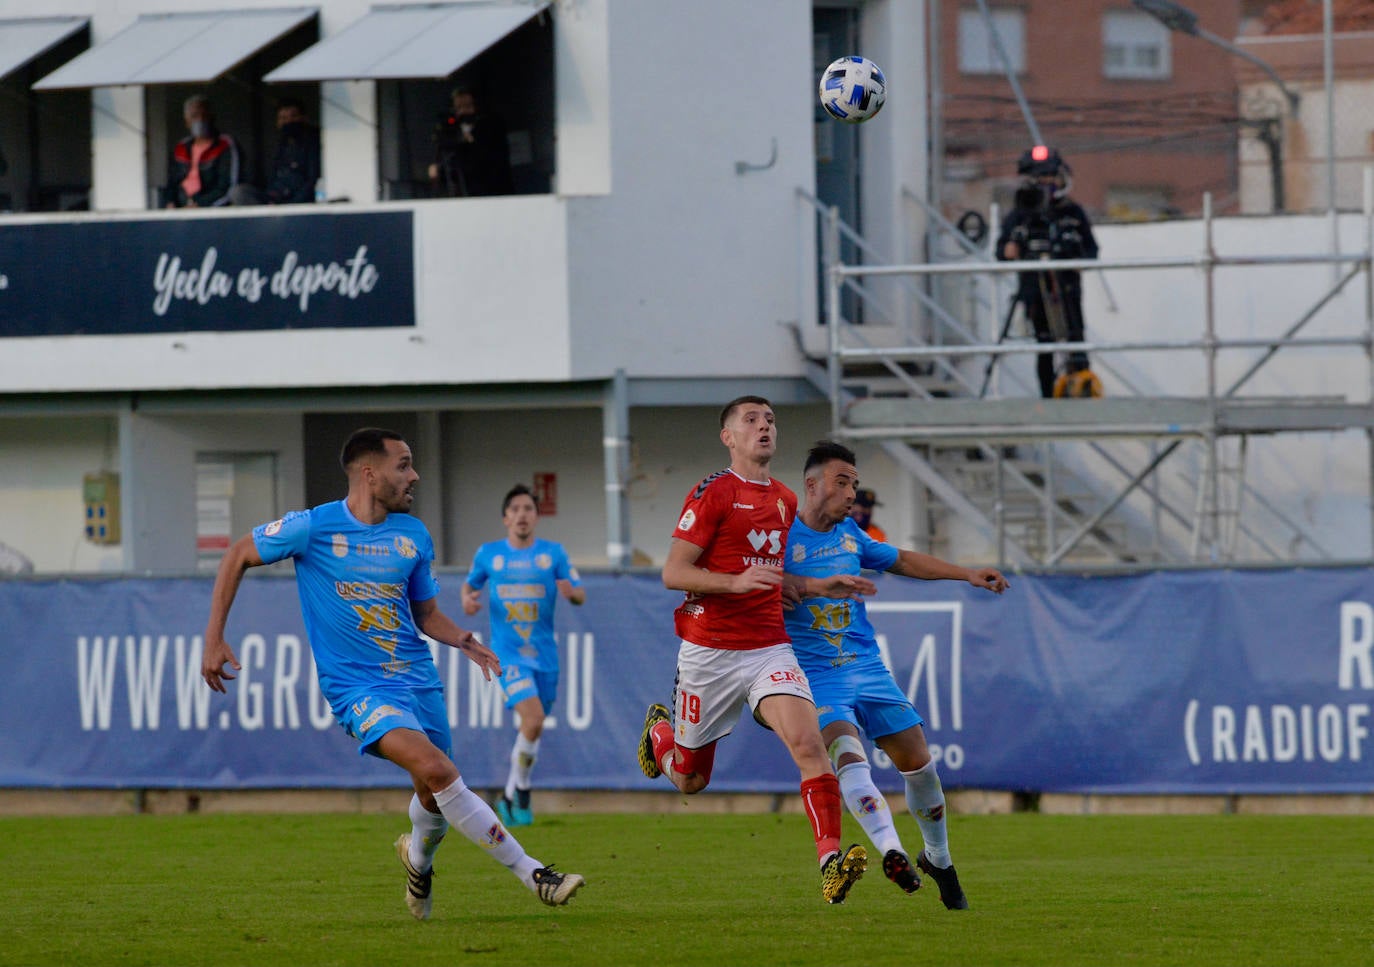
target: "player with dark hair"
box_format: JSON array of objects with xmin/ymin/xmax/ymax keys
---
[
  {"xmin": 784, "ymin": 439, "xmax": 1008, "ymax": 909},
  {"xmin": 463, "ymin": 483, "xmax": 585, "ymax": 827},
  {"xmin": 637, "ymin": 396, "xmax": 877, "ymax": 903},
  {"xmin": 202, "ymin": 427, "xmax": 584, "ymax": 920}
]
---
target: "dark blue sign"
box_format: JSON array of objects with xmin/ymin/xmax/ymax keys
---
[
  {"xmin": 0, "ymin": 568, "xmax": 1370, "ymax": 793},
  {"xmin": 0, "ymin": 211, "xmax": 414, "ymax": 336}
]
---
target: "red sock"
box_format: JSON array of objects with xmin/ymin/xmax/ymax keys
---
[
  {"xmin": 800, "ymin": 774, "xmax": 842, "ymax": 863},
  {"xmin": 650, "ymin": 720, "xmax": 675, "ymax": 771}
]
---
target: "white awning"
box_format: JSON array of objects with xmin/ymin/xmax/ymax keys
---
[
  {"xmin": 33, "ymin": 7, "xmax": 317, "ymax": 90},
  {"xmin": 264, "ymin": 2, "xmax": 547, "ymax": 83},
  {"xmin": 0, "ymin": 16, "xmax": 87, "ymax": 82}
]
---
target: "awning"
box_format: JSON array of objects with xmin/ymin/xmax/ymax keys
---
[
  {"xmin": 264, "ymin": 1, "xmax": 548, "ymax": 83},
  {"xmin": 0, "ymin": 16, "xmax": 87, "ymax": 82},
  {"xmin": 33, "ymin": 7, "xmax": 317, "ymax": 91}
]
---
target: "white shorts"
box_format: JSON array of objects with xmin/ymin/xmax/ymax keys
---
[{"xmin": 671, "ymin": 640, "xmax": 814, "ymax": 749}]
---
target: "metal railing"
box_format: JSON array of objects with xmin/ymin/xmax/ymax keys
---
[{"xmin": 815, "ymin": 179, "xmax": 1374, "ymax": 567}]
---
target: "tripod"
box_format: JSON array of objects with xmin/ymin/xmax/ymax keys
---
[{"xmin": 978, "ymin": 293, "xmax": 1021, "ymax": 399}]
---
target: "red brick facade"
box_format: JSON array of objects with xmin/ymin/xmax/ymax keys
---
[{"xmin": 937, "ymin": 1, "xmax": 1242, "ymax": 222}]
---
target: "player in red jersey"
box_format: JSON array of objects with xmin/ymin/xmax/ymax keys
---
[{"xmin": 636, "ymin": 395, "xmax": 877, "ymax": 903}]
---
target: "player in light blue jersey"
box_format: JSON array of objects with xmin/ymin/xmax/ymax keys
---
[
  {"xmin": 784, "ymin": 440, "xmax": 1008, "ymax": 910},
  {"xmin": 202, "ymin": 428, "xmax": 584, "ymax": 920},
  {"xmin": 463, "ymin": 483, "xmax": 584, "ymax": 827}
]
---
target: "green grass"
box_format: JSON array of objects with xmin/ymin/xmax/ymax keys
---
[{"xmin": 3, "ymin": 811, "xmax": 1372, "ymax": 966}]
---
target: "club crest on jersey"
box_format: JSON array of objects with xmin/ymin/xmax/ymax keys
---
[
  {"xmin": 843, "ymin": 535, "xmax": 858, "ymax": 554},
  {"xmin": 492, "ymin": 554, "xmax": 505, "ymax": 571},
  {"xmin": 536, "ymin": 553, "xmax": 552, "ymax": 569},
  {"xmin": 332, "ymin": 533, "xmax": 349, "ymax": 557},
  {"xmin": 678, "ymin": 508, "xmax": 697, "ymax": 532},
  {"xmin": 792, "ymin": 543, "xmax": 806, "ymax": 563},
  {"xmin": 264, "ymin": 519, "xmax": 284, "ymax": 536},
  {"xmin": 394, "ymin": 536, "xmax": 418, "ymax": 558}
]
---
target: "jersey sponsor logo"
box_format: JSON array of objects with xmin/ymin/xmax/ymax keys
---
[
  {"xmin": 332, "ymin": 533, "xmax": 349, "ymax": 557},
  {"xmin": 496, "ymin": 584, "xmax": 547, "ymax": 599},
  {"xmin": 680, "ymin": 602, "xmax": 705, "ymax": 617},
  {"xmin": 264, "ymin": 519, "xmax": 284, "ymax": 536},
  {"xmin": 740, "ymin": 556, "xmax": 782, "ymax": 567},
  {"xmin": 394, "ymin": 536, "xmax": 418, "ymax": 558},
  {"xmin": 808, "ymin": 601, "xmax": 852, "ymax": 632},
  {"xmin": 335, "ymin": 580, "xmax": 406, "ymax": 600},
  {"xmin": 506, "ymin": 601, "xmax": 540, "ymax": 624},
  {"xmin": 536, "ymin": 553, "xmax": 552, "ymax": 569},
  {"xmin": 678, "ymin": 509, "xmax": 697, "ymax": 532},
  {"xmin": 733, "ymin": 502, "xmax": 755, "ymax": 510},
  {"xmin": 769, "ymin": 667, "xmax": 808, "ymax": 686},
  {"xmin": 354, "ymin": 542, "xmax": 392, "ymax": 557},
  {"xmin": 747, "ymin": 528, "xmax": 783, "ymax": 555},
  {"xmin": 355, "ymin": 602, "xmax": 402, "ymax": 634}
]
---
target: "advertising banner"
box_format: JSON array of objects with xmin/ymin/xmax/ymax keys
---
[
  {"xmin": 0, "ymin": 569, "xmax": 1369, "ymax": 793},
  {"xmin": 0, "ymin": 211, "xmax": 414, "ymax": 336}
]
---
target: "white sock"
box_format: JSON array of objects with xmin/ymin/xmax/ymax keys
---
[
  {"xmin": 902, "ymin": 761, "xmax": 952, "ymax": 868},
  {"xmin": 407, "ymin": 793, "xmax": 449, "ymax": 872},
  {"xmin": 504, "ymin": 734, "xmax": 540, "ymax": 801},
  {"xmin": 433, "ymin": 777, "xmax": 541, "ymax": 886},
  {"xmin": 837, "ymin": 760, "xmax": 904, "ymax": 856}
]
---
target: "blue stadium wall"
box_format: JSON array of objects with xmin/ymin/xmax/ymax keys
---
[{"xmin": 2, "ymin": 569, "xmax": 1371, "ymax": 793}]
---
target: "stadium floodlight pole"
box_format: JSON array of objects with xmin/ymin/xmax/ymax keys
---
[
  {"xmin": 1134, "ymin": 0, "xmax": 1299, "ymax": 213},
  {"xmin": 973, "ymin": 0, "xmax": 1042, "ymax": 146}
]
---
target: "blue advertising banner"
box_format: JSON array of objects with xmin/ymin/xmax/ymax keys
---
[
  {"xmin": 0, "ymin": 211, "xmax": 414, "ymax": 336},
  {"xmin": 0, "ymin": 568, "xmax": 1370, "ymax": 793}
]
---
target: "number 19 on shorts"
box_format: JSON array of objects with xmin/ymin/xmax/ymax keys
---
[{"xmin": 679, "ymin": 690, "xmax": 701, "ymax": 724}]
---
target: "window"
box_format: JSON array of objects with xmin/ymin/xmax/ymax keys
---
[
  {"xmin": 958, "ymin": 8, "xmax": 1026, "ymax": 75},
  {"xmin": 1103, "ymin": 10, "xmax": 1171, "ymax": 80}
]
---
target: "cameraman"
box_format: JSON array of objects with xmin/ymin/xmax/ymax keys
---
[
  {"xmin": 428, "ymin": 87, "xmax": 514, "ymax": 198},
  {"xmin": 995, "ymin": 146, "xmax": 1099, "ymax": 398}
]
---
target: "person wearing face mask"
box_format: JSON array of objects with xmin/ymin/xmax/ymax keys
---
[
  {"xmin": 427, "ymin": 87, "xmax": 513, "ymax": 198},
  {"xmin": 228, "ymin": 97, "xmax": 322, "ymax": 206},
  {"xmin": 164, "ymin": 94, "xmax": 241, "ymax": 209}
]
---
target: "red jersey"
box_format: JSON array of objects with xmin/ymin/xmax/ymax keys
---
[{"xmin": 670, "ymin": 468, "xmax": 798, "ymax": 650}]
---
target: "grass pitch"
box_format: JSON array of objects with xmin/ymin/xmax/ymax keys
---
[{"xmin": 3, "ymin": 811, "xmax": 1371, "ymax": 966}]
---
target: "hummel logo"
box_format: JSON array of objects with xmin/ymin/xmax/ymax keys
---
[{"xmin": 747, "ymin": 529, "xmax": 782, "ymax": 554}]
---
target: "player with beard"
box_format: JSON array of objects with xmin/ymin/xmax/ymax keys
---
[
  {"xmin": 637, "ymin": 396, "xmax": 877, "ymax": 903},
  {"xmin": 784, "ymin": 440, "xmax": 1008, "ymax": 910},
  {"xmin": 202, "ymin": 427, "xmax": 584, "ymax": 920}
]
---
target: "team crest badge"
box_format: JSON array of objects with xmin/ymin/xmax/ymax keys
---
[
  {"xmin": 842, "ymin": 535, "xmax": 858, "ymax": 554},
  {"xmin": 492, "ymin": 555, "xmax": 505, "ymax": 571},
  {"xmin": 394, "ymin": 536, "xmax": 418, "ymax": 558},
  {"xmin": 263, "ymin": 519, "xmax": 284, "ymax": 536},
  {"xmin": 331, "ymin": 534, "xmax": 349, "ymax": 557},
  {"xmin": 678, "ymin": 509, "xmax": 696, "ymax": 532},
  {"xmin": 792, "ymin": 543, "xmax": 806, "ymax": 563}
]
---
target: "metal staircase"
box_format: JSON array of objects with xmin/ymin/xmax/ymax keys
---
[{"xmin": 799, "ymin": 188, "xmax": 1371, "ymax": 570}]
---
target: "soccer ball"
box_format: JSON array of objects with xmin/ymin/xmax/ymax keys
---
[{"xmin": 818, "ymin": 56, "xmax": 886, "ymax": 124}]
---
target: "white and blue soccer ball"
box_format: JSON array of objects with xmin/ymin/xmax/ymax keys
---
[{"xmin": 818, "ymin": 55, "xmax": 886, "ymax": 124}]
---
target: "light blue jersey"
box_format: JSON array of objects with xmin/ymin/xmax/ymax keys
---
[
  {"xmin": 783, "ymin": 516, "xmax": 899, "ymax": 671},
  {"xmin": 465, "ymin": 538, "xmax": 579, "ymax": 672},
  {"xmin": 785, "ymin": 516, "xmax": 923, "ymax": 739},
  {"xmin": 252, "ymin": 500, "xmax": 442, "ymax": 709}
]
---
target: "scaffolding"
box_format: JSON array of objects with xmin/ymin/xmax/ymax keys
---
[{"xmin": 813, "ymin": 185, "xmax": 1374, "ymax": 570}]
